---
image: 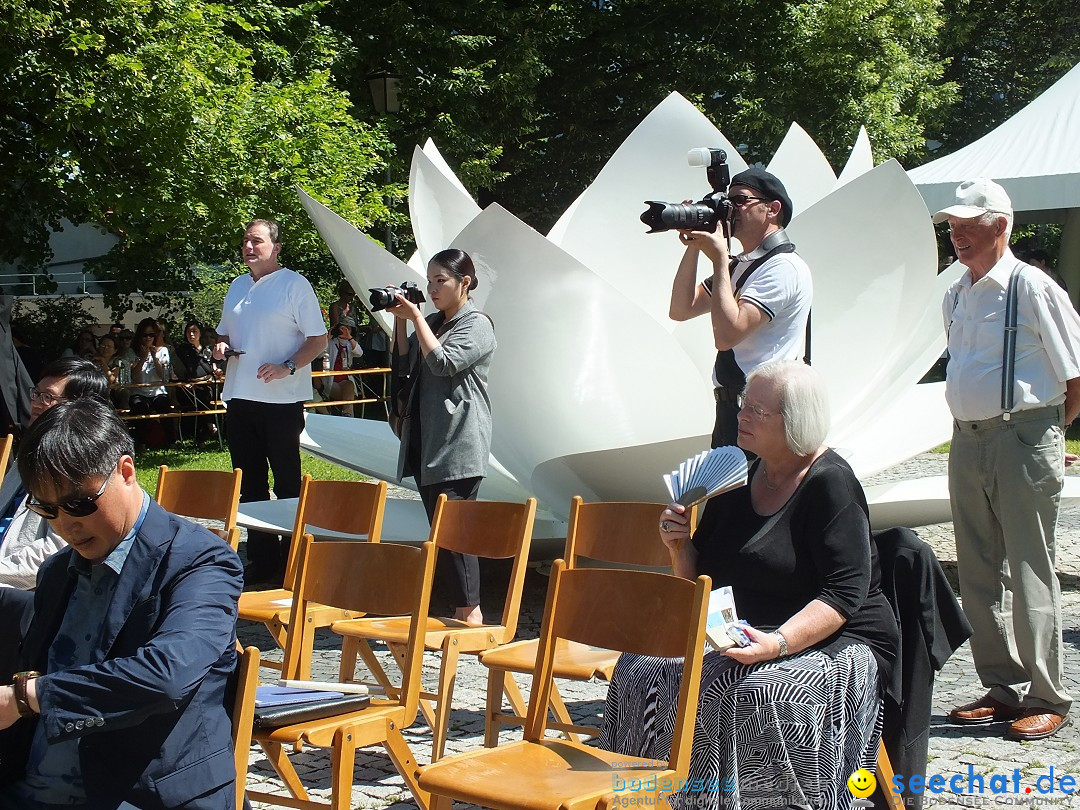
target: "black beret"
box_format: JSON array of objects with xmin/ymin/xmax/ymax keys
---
[{"xmin": 730, "ymin": 168, "xmax": 793, "ymax": 227}]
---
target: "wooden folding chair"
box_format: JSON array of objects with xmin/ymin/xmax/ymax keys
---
[
  {"xmin": 155, "ymin": 465, "xmax": 242, "ymax": 549},
  {"xmin": 0, "ymin": 433, "xmax": 13, "ymax": 486},
  {"xmin": 242, "ymin": 535, "xmax": 436, "ymax": 810},
  {"xmin": 418, "ymin": 561, "xmax": 711, "ymax": 810},
  {"xmin": 230, "ymin": 646, "xmax": 260, "ymax": 809},
  {"xmin": 237, "ymin": 475, "xmax": 388, "ymax": 678},
  {"xmin": 333, "ymin": 495, "xmax": 537, "ymax": 762},
  {"xmin": 481, "ymin": 496, "xmax": 671, "ymax": 746}
]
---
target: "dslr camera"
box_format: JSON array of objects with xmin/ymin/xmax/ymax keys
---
[
  {"xmin": 368, "ymin": 281, "xmax": 426, "ymax": 312},
  {"xmin": 640, "ymin": 148, "xmax": 732, "ymax": 235}
]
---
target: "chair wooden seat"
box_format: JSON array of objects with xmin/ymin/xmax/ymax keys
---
[
  {"xmin": 420, "ymin": 739, "xmax": 669, "ymax": 810},
  {"xmin": 238, "ymin": 535, "xmax": 437, "ymax": 810},
  {"xmin": 332, "ymin": 615, "xmax": 505, "ymax": 649},
  {"xmin": 417, "ymin": 563, "xmax": 710, "ymax": 810},
  {"xmin": 237, "ymin": 476, "xmax": 387, "ymax": 679},
  {"xmin": 480, "ymin": 638, "xmax": 617, "ymax": 682},
  {"xmin": 481, "ymin": 497, "xmax": 673, "ymax": 746},
  {"xmin": 256, "ymin": 703, "xmax": 402, "ymax": 748},
  {"xmin": 334, "ymin": 495, "xmax": 537, "ymax": 762}
]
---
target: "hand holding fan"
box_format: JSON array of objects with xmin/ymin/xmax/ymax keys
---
[{"xmin": 663, "ymin": 446, "xmax": 748, "ymax": 507}]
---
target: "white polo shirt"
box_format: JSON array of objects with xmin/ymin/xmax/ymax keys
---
[
  {"xmin": 943, "ymin": 249, "xmax": 1080, "ymax": 421},
  {"xmin": 217, "ymin": 267, "xmax": 327, "ymax": 404},
  {"xmin": 703, "ymin": 248, "xmax": 813, "ymax": 383}
]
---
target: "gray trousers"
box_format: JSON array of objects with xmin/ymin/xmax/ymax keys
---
[{"xmin": 948, "ymin": 403, "xmax": 1071, "ymax": 714}]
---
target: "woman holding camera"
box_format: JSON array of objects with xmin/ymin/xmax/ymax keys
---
[{"xmin": 387, "ymin": 249, "xmax": 496, "ymax": 625}]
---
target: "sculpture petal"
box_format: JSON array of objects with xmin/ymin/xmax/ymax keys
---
[
  {"xmin": 835, "ymin": 126, "xmax": 874, "ymax": 189},
  {"xmin": 546, "ymin": 92, "xmax": 746, "ymax": 374},
  {"xmin": 766, "ymin": 122, "xmax": 838, "ymax": 216},
  {"xmin": 409, "ymin": 142, "xmax": 481, "ymax": 264}
]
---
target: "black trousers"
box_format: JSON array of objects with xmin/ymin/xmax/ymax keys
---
[
  {"xmin": 226, "ymin": 398, "xmax": 305, "ymax": 571},
  {"xmin": 419, "ymin": 477, "xmax": 483, "ymax": 609},
  {"xmin": 711, "ymin": 390, "xmax": 740, "ymax": 449}
]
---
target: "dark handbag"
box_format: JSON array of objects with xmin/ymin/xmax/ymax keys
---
[
  {"xmin": 388, "ymin": 370, "xmax": 413, "ymax": 439},
  {"xmin": 252, "ymin": 694, "xmax": 371, "ymax": 730}
]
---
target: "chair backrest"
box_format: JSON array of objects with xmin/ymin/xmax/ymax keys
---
[
  {"xmin": 524, "ymin": 561, "xmax": 710, "ymax": 777},
  {"xmin": 281, "ymin": 535, "xmax": 436, "ymax": 721},
  {"xmin": 230, "ymin": 645, "xmax": 260, "ymax": 808},
  {"xmin": 429, "ymin": 495, "xmax": 537, "ymax": 639},
  {"xmin": 564, "ymin": 496, "xmax": 671, "ymax": 569},
  {"xmin": 155, "ymin": 466, "xmax": 242, "ymax": 530},
  {"xmin": 0, "ymin": 433, "xmax": 12, "ymax": 486},
  {"xmin": 282, "ymin": 476, "xmax": 389, "ymax": 589}
]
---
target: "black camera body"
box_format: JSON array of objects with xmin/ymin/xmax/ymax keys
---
[
  {"xmin": 640, "ymin": 148, "xmax": 732, "ymax": 235},
  {"xmin": 368, "ymin": 281, "xmax": 426, "ymax": 312}
]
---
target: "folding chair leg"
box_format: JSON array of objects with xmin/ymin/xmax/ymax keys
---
[
  {"xmin": 429, "ymin": 794, "xmax": 454, "ymax": 810},
  {"xmin": 256, "ymin": 740, "xmax": 310, "ymax": 800},
  {"xmin": 431, "ymin": 637, "xmax": 461, "ymax": 762},
  {"xmin": 876, "ymin": 738, "xmax": 905, "ymax": 810},
  {"xmin": 354, "ymin": 639, "xmax": 402, "ymax": 702},
  {"xmin": 547, "ymin": 683, "xmax": 584, "ymax": 742},
  {"xmin": 390, "ymin": 642, "xmax": 436, "ymax": 729},
  {"xmin": 330, "ymin": 727, "xmax": 357, "ymax": 810},
  {"xmin": 384, "ymin": 725, "xmax": 431, "ymax": 810},
  {"xmin": 338, "ymin": 636, "xmax": 360, "ymax": 682},
  {"xmin": 484, "ymin": 668, "xmax": 521, "ymax": 747}
]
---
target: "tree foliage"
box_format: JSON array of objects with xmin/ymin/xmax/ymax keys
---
[
  {"xmin": 0, "ymin": 0, "xmax": 392, "ymax": 314},
  {"xmin": 330, "ymin": 0, "xmax": 955, "ymax": 232},
  {"xmin": 929, "ymin": 0, "xmax": 1080, "ymax": 157}
]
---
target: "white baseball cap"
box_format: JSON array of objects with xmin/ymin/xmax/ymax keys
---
[{"xmin": 932, "ymin": 178, "xmax": 1013, "ymax": 223}]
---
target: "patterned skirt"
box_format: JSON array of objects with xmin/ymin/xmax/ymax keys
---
[{"xmin": 598, "ymin": 643, "xmax": 881, "ymax": 810}]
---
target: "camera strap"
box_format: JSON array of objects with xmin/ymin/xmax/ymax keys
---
[{"xmin": 712, "ymin": 241, "xmax": 799, "ymax": 388}]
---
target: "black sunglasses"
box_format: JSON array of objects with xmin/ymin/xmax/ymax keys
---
[
  {"xmin": 728, "ymin": 194, "xmax": 768, "ymax": 206},
  {"xmin": 26, "ymin": 473, "xmax": 113, "ymax": 520}
]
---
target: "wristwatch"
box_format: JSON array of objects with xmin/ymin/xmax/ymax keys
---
[
  {"xmin": 771, "ymin": 631, "xmax": 789, "ymax": 659},
  {"xmin": 13, "ymin": 671, "xmax": 40, "ymax": 718},
  {"xmin": 283, "ymin": 360, "xmax": 297, "ymax": 376}
]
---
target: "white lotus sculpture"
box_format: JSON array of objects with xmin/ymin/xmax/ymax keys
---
[{"xmin": 299, "ymin": 92, "xmax": 966, "ymax": 524}]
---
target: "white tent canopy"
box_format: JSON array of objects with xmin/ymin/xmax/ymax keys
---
[
  {"xmin": 909, "ymin": 61, "xmax": 1080, "ymax": 216},
  {"xmin": 909, "ymin": 62, "xmax": 1080, "ymax": 291}
]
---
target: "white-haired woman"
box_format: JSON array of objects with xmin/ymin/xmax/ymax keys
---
[{"xmin": 600, "ymin": 361, "xmax": 898, "ymax": 810}]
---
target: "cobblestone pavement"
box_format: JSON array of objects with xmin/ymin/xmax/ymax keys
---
[{"xmin": 235, "ymin": 454, "xmax": 1080, "ymax": 809}]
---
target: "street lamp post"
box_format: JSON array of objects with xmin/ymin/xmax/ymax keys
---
[{"xmin": 367, "ymin": 71, "xmax": 401, "ymax": 254}]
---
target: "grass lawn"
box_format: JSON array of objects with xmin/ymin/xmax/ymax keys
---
[{"xmin": 134, "ymin": 441, "xmax": 369, "ymax": 495}]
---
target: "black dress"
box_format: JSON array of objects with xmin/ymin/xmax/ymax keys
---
[{"xmin": 598, "ymin": 450, "xmax": 899, "ymax": 810}]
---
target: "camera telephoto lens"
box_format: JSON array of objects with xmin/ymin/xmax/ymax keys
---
[{"xmin": 640, "ymin": 201, "xmax": 721, "ymax": 234}]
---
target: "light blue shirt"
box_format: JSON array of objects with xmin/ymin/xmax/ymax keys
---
[{"xmin": 18, "ymin": 492, "xmax": 150, "ymax": 805}]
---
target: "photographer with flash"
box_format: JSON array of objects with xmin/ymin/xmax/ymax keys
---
[{"xmin": 668, "ymin": 168, "xmax": 812, "ymax": 448}]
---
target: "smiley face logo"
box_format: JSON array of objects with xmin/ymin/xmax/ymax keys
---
[{"xmin": 847, "ymin": 769, "xmax": 877, "ymax": 798}]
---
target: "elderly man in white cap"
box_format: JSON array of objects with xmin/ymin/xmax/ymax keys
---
[{"xmin": 937, "ymin": 178, "xmax": 1080, "ymax": 741}]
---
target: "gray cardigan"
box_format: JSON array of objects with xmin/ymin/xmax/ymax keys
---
[{"xmin": 395, "ymin": 300, "xmax": 496, "ymax": 486}]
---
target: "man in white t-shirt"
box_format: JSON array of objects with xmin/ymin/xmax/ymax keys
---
[
  {"xmin": 668, "ymin": 168, "xmax": 812, "ymax": 448},
  {"xmin": 214, "ymin": 219, "xmax": 327, "ymax": 584}
]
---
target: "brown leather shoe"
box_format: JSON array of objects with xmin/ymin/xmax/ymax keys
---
[
  {"xmin": 1006, "ymin": 710, "xmax": 1070, "ymax": 741},
  {"xmin": 948, "ymin": 694, "xmax": 1025, "ymax": 725}
]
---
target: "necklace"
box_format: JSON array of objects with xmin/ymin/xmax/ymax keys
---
[{"xmin": 761, "ymin": 462, "xmax": 795, "ymax": 491}]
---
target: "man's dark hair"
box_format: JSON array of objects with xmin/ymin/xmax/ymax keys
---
[
  {"xmin": 246, "ymin": 218, "xmax": 281, "ymax": 244},
  {"xmin": 38, "ymin": 357, "xmax": 110, "ymax": 403},
  {"xmin": 18, "ymin": 398, "xmax": 134, "ymax": 495}
]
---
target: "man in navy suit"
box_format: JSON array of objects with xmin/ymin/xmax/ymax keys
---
[{"xmin": 0, "ymin": 398, "xmax": 243, "ymax": 808}]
